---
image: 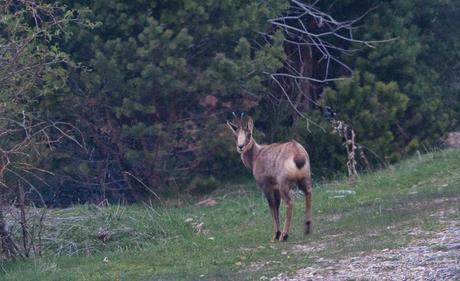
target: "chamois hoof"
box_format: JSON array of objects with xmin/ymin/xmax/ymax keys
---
[
  {"xmin": 272, "ymin": 231, "xmax": 281, "ymax": 242},
  {"xmin": 279, "ymin": 232, "xmax": 289, "ymax": 241},
  {"xmin": 304, "ymin": 221, "xmax": 312, "ymax": 235}
]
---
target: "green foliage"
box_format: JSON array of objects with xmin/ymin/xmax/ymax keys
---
[
  {"xmin": 49, "ymin": 0, "xmax": 288, "ymax": 201},
  {"xmin": 309, "ymin": 0, "xmax": 460, "ymax": 168},
  {"xmin": 0, "ymin": 2, "xmax": 72, "ymax": 111},
  {"xmin": 0, "ymin": 1, "xmax": 83, "ymax": 193},
  {"xmin": 324, "ymin": 71, "xmax": 409, "ymax": 161},
  {"xmin": 2, "ymin": 0, "xmax": 460, "ymax": 203},
  {"xmin": 345, "ymin": 0, "xmax": 456, "ymax": 149}
]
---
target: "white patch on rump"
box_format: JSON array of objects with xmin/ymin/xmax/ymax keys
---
[{"xmin": 283, "ymin": 157, "xmax": 308, "ymax": 179}]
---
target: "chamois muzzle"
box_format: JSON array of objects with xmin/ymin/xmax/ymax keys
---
[{"xmin": 226, "ymin": 114, "xmax": 253, "ymax": 153}]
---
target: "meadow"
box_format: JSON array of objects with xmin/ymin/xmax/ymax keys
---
[{"xmin": 1, "ymin": 149, "xmax": 459, "ymax": 280}]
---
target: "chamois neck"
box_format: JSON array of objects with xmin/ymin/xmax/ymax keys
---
[{"xmin": 241, "ymin": 139, "xmax": 260, "ymax": 170}]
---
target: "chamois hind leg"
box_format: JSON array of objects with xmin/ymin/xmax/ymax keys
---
[
  {"xmin": 279, "ymin": 187, "xmax": 293, "ymax": 241},
  {"xmin": 298, "ymin": 177, "xmax": 313, "ymax": 235},
  {"xmin": 264, "ymin": 188, "xmax": 281, "ymax": 242},
  {"xmin": 272, "ymin": 190, "xmax": 281, "ymax": 241}
]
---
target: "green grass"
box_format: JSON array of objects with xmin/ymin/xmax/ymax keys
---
[{"xmin": 1, "ymin": 149, "xmax": 460, "ymax": 281}]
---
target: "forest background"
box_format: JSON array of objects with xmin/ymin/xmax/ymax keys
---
[{"xmin": 1, "ymin": 0, "xmax": 459, "ymax": 206}]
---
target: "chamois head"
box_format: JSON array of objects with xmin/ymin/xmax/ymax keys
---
[{"xmin": 226, "ymin": 113, "xmax": 254, "ymax": 154}]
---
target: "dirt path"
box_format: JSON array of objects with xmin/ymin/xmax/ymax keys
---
[{"xmin": 272, "ymin": 219, "xmax": 459, "ymax": 281}]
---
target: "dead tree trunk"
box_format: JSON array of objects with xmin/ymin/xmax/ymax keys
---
[
  {"xmin": 332, "ymin": 120, "xmax": 358, "ymax": 182},
  {"xmin": 18, "ymin": 183, "xmax": 30, "ymax": 257},
  {"xmin": 0, "ymin": 197, "xmax": 19, "ymax": 259}
]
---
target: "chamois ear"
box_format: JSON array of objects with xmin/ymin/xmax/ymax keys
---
[
  {"xmin": 246, "ymin": 117, "xmax": 254, "ymax": 132},
  {"xmin": 226, "ymin": 121, "xmax": 238, "ymax": 135}
]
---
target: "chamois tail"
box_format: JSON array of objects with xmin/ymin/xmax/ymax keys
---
[{"xmin": 293, "ymin": 155, "xmax": 306, "ymax": 169}]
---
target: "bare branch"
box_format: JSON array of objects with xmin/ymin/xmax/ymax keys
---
[
  {"xmin": 269, "ymin": 0, "xmax": 394, "ymax": 82},
  {"xmin": 271, "ymin": 74, "xmax": 326, "ymax": 133},
  {"xmin": 262, "ymin": 1, "xmax": 395, "ymax": 132}
]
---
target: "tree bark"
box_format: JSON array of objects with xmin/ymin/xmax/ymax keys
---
[{"xmin": 0, "ymin": 196, "xmax": 19, "ymax": 259}]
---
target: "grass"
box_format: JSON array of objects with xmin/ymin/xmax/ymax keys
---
[{"xmin": 1, "ymin": 148, "xmax": 459, "ymax": 280}]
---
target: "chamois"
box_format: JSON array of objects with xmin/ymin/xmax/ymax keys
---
[{"xmin": 227, "ymin": 115, "xmax": 312, "ymax": 241}]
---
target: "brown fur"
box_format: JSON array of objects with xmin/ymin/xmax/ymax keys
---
[{"xmin": 227, "ymin": 116, "xmax": 313, "ymax": 241}]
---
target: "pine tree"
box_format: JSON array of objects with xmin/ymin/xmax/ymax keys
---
[
  {"xmin": 324, "ymin": 72, "xmax": 408, "ymax": 161},
  {"xmin": 349, "ymin": 0, "xmax": 455, "ymax": 152},
  {"xmin": 56, "ymin": 0, "xmax": 288, "ymax": 200},
  {"xmin": 320, "ymin": 0, "xmax": 459, "ymax": 164}
]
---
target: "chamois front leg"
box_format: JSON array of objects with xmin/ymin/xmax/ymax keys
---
[
  {"xmin": 279, "ymin": 188, "xmax": 293, "ymax": 241},
  {"xmin": 298, "ymin": 177, "xmax": 313, "ymax": 235},
  {"xmin": 264, "ymin": 187, "xmax": 280, "ymax": 242}
]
